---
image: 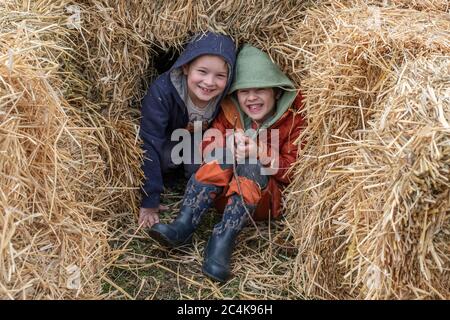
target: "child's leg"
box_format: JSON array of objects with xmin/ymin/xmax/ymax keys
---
[
  {"xmin": 194, "ymin": 147, "xmax": 234, "ymax": 187},
  {"xmin": 202, "ymin": 161, "xmax": 268, "ymax": 282},
  {"xmin": 149, "ymin": 148, "xmax": 233, "ymax": 247},
  {"xmin": 160, "ymin": 140, "xmax": 180, "ymax": 173},
  {"xmin": 183, "ymin": 132, "xmax": 201, "ymax": 179}
]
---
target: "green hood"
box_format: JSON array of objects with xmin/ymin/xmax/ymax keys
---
[{"xmin": 229, "ymin": 44, "xmax": 297, "ymax": 132}]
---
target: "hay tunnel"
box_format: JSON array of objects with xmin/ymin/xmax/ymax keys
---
[{"xmin": 1, "ymin": 0, "xmax": 449, "ymax": 299}]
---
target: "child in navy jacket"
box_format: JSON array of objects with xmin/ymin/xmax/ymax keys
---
[{"xmin": 139, "ymin": 32, "xmax": 236, "ymax": 228}]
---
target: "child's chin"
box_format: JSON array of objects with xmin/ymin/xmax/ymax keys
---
[
  {"xmin": 198, "ymin": 92, "xmax": 219, "ymax": 101},
  {"xmin": 195, "ymin": 97, "xmax": 217, "ymax": 107},
  {"xmin": 247, "ymin": 115, "xmax": 262, "ymax": 122},
  {"xmin": 246, "ymin": 111, "xmax": 263, "ymax": 119}
]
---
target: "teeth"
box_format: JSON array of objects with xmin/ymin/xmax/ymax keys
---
[
  {"xmin": 248, "ymin": 104, "xmax": 262, "ymax": 111},
  {"xmin": 200, "ymin": 87, "xmax": 213, "ymax": 93}
]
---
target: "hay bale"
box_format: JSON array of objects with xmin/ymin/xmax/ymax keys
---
[
  {"xmin": 0, "ymin": 1, "xmax": 128, "ymax": 299},
  {"xmin": 284, "ymin": 1, "xmax": 450, "ymax": 299},
  {"xmin": 351, "ymin": 56, "xmax": 449, "ymax": 299},
  {"xmin": 66, "ymin": 1, "xmax": 146, "ymax": 219}
]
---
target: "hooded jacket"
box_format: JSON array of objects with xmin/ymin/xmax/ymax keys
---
[
  {"xmin": 140, "ymin": 32, "xmax": 236, "ymax": 208},
  {"xmin": 202, "ymin": 44, "xmax": 304, "ymax": 219}
]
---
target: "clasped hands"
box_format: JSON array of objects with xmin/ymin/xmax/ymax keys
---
[{"xmin": 227, "ymin": 129, "xmax": 259, "ymax": 162}]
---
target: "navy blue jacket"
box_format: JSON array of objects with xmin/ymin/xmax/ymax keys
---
[{"xmin": 140, "ymin": 32, "xmax": 236, "ymax": 208}]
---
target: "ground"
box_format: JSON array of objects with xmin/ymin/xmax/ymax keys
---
[{"xmin": 102, "ymin": 171, "xmax": 301, "ymax": 300}]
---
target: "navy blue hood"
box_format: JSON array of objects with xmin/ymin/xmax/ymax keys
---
[{"xmin": 140, "ymin": 32, "xmax": 236, "ymax": 208}]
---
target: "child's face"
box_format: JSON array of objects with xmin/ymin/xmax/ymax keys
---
[
  {"xmin": 183, "ymin": 55, "xmax": 228, "ymax": 108},
  {"xmin": 237, "ymin": 88, "xmax": 276, "ymax": 124}
]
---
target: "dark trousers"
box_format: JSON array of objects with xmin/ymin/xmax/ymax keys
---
[{"xmin": 160, "ymin": 135, "xmax": 201, "ymax": 179}]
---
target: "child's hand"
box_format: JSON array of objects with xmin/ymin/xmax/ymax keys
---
[
  {"xmin": 235, "ymin": 141, "xmax": 246, "ymax": 162},
  {"xmin": 185, "ymin": 121, "xmax": 195, "ymax": 133},
  {"xmin": 235, "ymin": 136, "xmax": 258, "ymax": 162},
  {"xmin": 246, "ymin": 137, "xmax": 258, "ymax": 159},
  {"xmin": 138, "ymin": 205, "xmax": 169, "ymax": 229},
  {"xmin": 233, "ymin": 129, "xmax": 246, "ymax": 146},
  {"xmin": 231, "ymin": 130, "xmax": 245, "ymax": 160}
]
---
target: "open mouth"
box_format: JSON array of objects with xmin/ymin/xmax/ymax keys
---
[
  {"xmin": 199, "ymin": 86, "xmax": 215, "ymax": 94},
  {"xmin": 246, "ymin": 103, "xmax": 263, "ymax": 113}
]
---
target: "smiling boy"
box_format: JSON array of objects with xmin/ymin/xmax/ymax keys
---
[{"xmin": 139, "ymin": 32, "xmax": 236, "ymax": 229}]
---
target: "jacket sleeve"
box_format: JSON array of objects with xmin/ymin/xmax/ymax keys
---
[
  {"xmin": 140, "ymin": 81, "xmax": 170, "ymax": 208},
  {"xmin": 200, "ymin": 110, "xmax": 231, "ymax": 158},
  {"xmin": 272, "ymin": 114, "xmax": 303, "ymax": 184},
  {"xmin": 268, "ymin": 96, "xmax": 305, "ymax": 184}
]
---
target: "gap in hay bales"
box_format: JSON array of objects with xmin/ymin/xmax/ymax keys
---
[
  {"xmin": 95, "ymin": 0, "xmax": 316, "ymax": 299},
  {"xmin": 102, "ymin": 43, "xmax": 298, "ymax": 299},
  {"xmin": 152, "ymin": 46, "xmax": 180, "ymax": 75}
]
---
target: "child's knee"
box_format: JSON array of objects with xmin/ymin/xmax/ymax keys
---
[
  {"xmin": 204, "ymin": 147, "xmax": 233, "ymax": 170},
  {"xmin": 236, "ymin": 162, "xmax": 268, "ymax": 189}
]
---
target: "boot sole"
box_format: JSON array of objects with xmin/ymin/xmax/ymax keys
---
[
  {"xmin": 202, "ymin": 263, "xmax": 228, "ymax": 283},
  {"xmin": 148, "ymin": 229, "xmax": 192, "ymax": 248}
]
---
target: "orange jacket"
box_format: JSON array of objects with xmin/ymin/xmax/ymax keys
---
[{"xmin": 201, "ymin": 93, "xmax": 304, "ymax": 219}]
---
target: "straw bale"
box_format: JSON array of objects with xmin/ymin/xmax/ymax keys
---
[
  {"xmin": 349, "ymin": 56, "xmax": 450, "ymax": 299},
  {"xmin": 284, "ymin": 1, "xmax": 450, "ymax": 299},
  {"xmin": 369, "ymin": 0, "xmax": 449, "ymax": 12},
  {"xmin": 76, "ymin": 0, "xmax": 316, "ymax": 95},
  {"xmin": 0, "ymin": 1, "xmax": 121, "ymax": 299}
]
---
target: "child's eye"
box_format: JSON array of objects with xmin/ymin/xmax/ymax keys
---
[{"xmin": 198, "ymin": 70, "xmax": 206, "ymax": 74}]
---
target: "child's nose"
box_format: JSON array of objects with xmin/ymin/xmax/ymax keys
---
[
  {"xmin": 204, "ymin": 74, "xmax": 214, "ymax": 85},
  {"xmin": 248, "ymin": 91, "xmax": 258, "ymax": 100}
]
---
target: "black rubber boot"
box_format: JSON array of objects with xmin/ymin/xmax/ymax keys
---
[
  {"xmin": 149, "ymin": 176, "xmax": 222, "ymax": 247},
  {"xmin": 202, "ymin": 194, "xmax": 256, "ymax": 282}
]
